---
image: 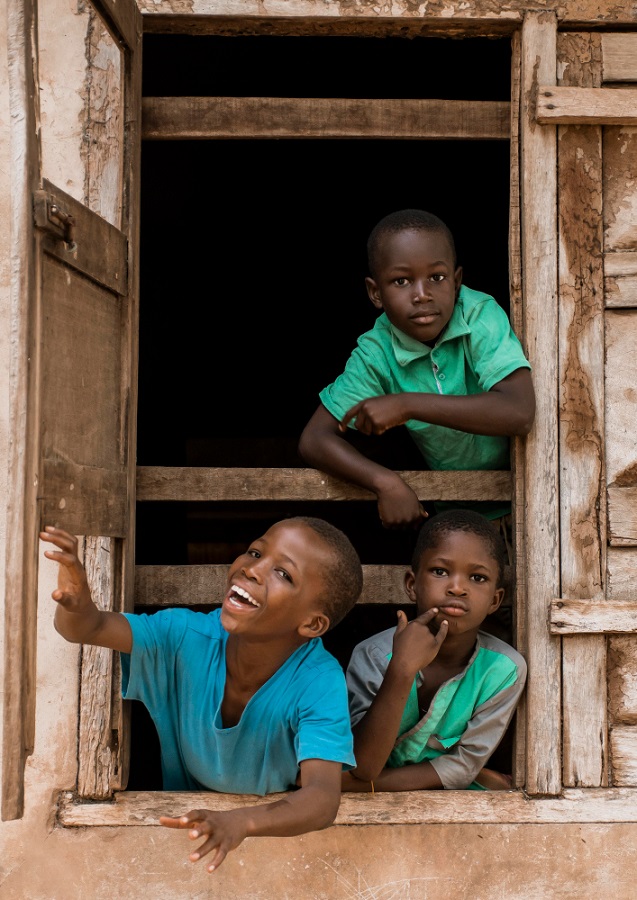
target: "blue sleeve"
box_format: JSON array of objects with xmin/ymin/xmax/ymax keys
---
[
  {"xmin": 295, "ymin": 661, "xmax": 356, "ymax": 770},
  {"xmin": 120, "ymin": 608, "xmax": 193, "ymax": 707},
  {"xmin": 464, "ymin": 297, "xmax": 531, "ymax": 393}
]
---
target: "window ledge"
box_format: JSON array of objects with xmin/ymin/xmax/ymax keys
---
[{"xmin": 57, "ymin": 788, "xmax": 637, "ymax": 827}]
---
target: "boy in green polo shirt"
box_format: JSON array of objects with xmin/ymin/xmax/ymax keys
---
[{"xmin": 298, "ymin": 208, "xmax": 535, "ymax": 531}]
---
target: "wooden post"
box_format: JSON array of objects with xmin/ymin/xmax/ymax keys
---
[{"xmin": 520, "ymin": 11, "xmax": 561, "ymax": 795}]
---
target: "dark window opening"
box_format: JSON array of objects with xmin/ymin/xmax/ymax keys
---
[{"xmin": 129, "ymin": 32, "xmax": 514, "ymax": 792}]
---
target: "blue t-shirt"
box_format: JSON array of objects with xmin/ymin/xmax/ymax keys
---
[{"xmin": 121, "ymin": 608, "xmax": 355, "ymax": 795}]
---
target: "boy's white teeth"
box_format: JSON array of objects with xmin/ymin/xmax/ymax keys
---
[{"xmin": 232, "ymin": 585, "xmax": 260, "ymax": 607}]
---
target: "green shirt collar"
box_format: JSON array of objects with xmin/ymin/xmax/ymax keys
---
[{"xmin": 387, "ymin": 290, "xmax": 472, "ymax": 367}]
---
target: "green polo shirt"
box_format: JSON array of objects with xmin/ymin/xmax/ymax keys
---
[{"xmin": 319, "ymin": 285, "xmax": 531, "ymax": 518}]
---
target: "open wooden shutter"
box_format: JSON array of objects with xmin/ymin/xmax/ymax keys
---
[{"xmin": 2, "ymin": 0, "xmax": 141, "ymax": 820}]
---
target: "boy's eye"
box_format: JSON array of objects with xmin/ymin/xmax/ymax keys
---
[
  {"xmin": 430, "ymin": 273, "xmax": 446, "ymax": 283},
  {"xmin": 247, "ymin": 548, "xmax": 261, "ymax": 559},
  {"xmin": 431, "ymin": 567, "xmax": 447, "ymax": 576},
  {"xmin": 471, "ymin": 574, "xmax": 488, "ymax": 583},
  {"xmin": 276, "ymin": 568, "xmax": 293, "ymax": 583},
  {"xmin": 394, "ymin": 277, "xmax": 410, "ymax": 286}
]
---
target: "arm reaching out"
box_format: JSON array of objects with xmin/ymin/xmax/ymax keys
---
[
  {"xmin": 40, "ymin": 526, "xmax": 132, "ymax": 652},
  {"xmin": 159, "ymin": 758, "xmax": 342, "ymax": 873}
]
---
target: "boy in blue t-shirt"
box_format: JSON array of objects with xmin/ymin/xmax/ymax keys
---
[
  {"xmin": 41, "ymin": 516, "xmax": 362, "ymax": 874},
  {"xmin": 298, "ymin": 208, "xmax": 536, "ymax": 530},
  {"xmin": 342, "ymin": 509, "xmax": 527, "ymax": 793}
]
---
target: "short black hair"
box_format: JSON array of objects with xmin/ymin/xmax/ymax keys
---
[
  {"xmin": 411, "ymin": 509, "xmax": 507, "ymax": 587},
  {"xmin": 286, "ymin": 516, "xmax": 363, "ymax": 630},
  {"xmin": 367, "ymin": 208, "xmax": 457, "ymax": 278}
]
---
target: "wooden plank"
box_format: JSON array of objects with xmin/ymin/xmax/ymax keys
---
[
  {"xmin": 536, "ymin": 87, "xmax": 637, "ymax": 125},
  {"xmin": 608, "ymin": 486, "xmax": 637, "ymax": 547},
  {"xmin": 136, "ymin": 467, "xmax": 512, "ymax": 503},
  {"xmin": 142, "ymin": 97, "xmax": 511, "ymax": 141},
  {"xmin": 78, "ymin": 537, "xmax": 118, "ymax": 798},
  {"xmin": 57, "ymin": 787, "xmax": 637, "ymax": 827},
  {"xmin": 605, "ymin": 253, "xmax": 637, "ymax": 309},
  {"xmin": 41, "ymin": 460, "xmax": 127, "ymax": 537},
  {"xmin": 557, "ymin": 31, "xmax": 607, "ymax": 788},
  {"xmin": 520, "ymin": 11, "xmax": 561, "ymax": 796},
  {"xmin": 509, "ymin": 29, "xmax": 527, "ymax": 789},
  {"xmin": 93, "ymin": 0, "xmax": 140, "ymax": 53},
  {"xmin": 134, "ymin": 563, "xmax": 408, "ymax": 607},
  {"xmin": 608, "ymin": 636, "xmax": 637, "ymax": 724},
  {"xmin": 2, "ymin": 0, "xmax": 42, "ymax": 823},
  {"xmin": 610, "ymin": 727, "xmax": 637, "ymax": 785},
  {"xmin": 550, "ymin": 599, "xmax": 637, "ymax": 635},
  {"xmin": 603, "ymin": 131, "xmax": 637, "ymax": 252},
  {"xmin": 608, "ymin": 549, "xmax": 637, "ymax": 601},
  {"xmin": 602, "ymin": 34, "xmax": 637, "ymax": 83},
  {"xmin": 605, "ymin": 312, "xmax": 637, "ymax": 487},
  {"xmin": 36, "ymin": 181, "xmax": 127, "ymax": 294}
]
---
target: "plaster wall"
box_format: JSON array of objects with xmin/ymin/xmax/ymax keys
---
[{"xmin": 3, "ymin": 2, "xmax": 637, "ymax": 897}]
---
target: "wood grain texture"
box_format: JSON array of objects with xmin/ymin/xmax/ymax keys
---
[
  {"xmin": 520, "ymin": 11, "xmax": 561, "ymax": 796},
  {"xmin": 142, "ymin": 97, "xmax": 511, "ymax": 140},
  {"xmin": 136, "ymin": 467, "xmax": 512, "ymax": 502},
  {"xmin": 536, "ymin": 87, "xmax": 637, "ymax": 125},
  {"xmin": 608, "ymin": 486, "xmax": 637, "ymax": 547},
  {"xmin": 550, "ymin": 599, "xmax": 637, "ymax": 634},
  {"xmin": 57, "ymin": 787, "xmax": 637, "ymax": 827},
  {"xmin": 608, "ymin": 636, "xmax": 637, "ymax": 724},
  {"xmin": 605, "ymin": 313, "xmax": 637, "ymax": 492},
  {"xmin": 557, "ymin": 30, "xmax": 607, "ymax": 788},
  {"xmin": 602, "ymin": 34, "xmax": 637, "ymax": 83},
  {"xmin": 134, "ymin": 563, "xmax": 411, "ymax": 607},
  {"xmin": 608, "ymin": 549, "xmax": 637, "ymax": 601},
  {"xmin": 610, "ymin": 727, "xmax": 637, "ymax": 785},
  {"xmin": 603, "ymin": 130, "xmax": 637, "ymax": 253},
  {"xmin": 2, "ymin": 0, "xmax": 42, "ymax": 823}
]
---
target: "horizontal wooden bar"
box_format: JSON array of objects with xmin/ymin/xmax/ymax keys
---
[
  {"xmin": 608, "ymin": 548, "xmax": 637, "ymax": 601},
  {"xmin": 57, "ymin": 787, "xmax": 637, "ymax": 827},
  {"xmin": 142, "ymin": 97, "xmax": 510, "ymax": 140},
  {"xmin": 135, "ymin": 563, "xmax": 407, "ymax": 607},
  {"xmin": 602, "ymin": 34, "xmax": 637, "ymax": 83},
  {"xmin": 606, "ymin": 277, "xmax": 637, "ymax": 308},
  {"xmin": 536, "ymin": 86, "xmax": 637, "ymax": 125},
  {"xmin": 136, "ymin": 467, "xmax": 512, "ymax": 502},
  {"xmin": 550, "ymin": 599, "xmax": 637, "ymax": 635}
]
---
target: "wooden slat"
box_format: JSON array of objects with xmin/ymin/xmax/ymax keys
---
[
  {"xmin": 135, "ymin": 563, "xmax": 408, "ymax": 607},
  {"xmin": 605, "ymin": 252, "xmax": 637, "ymax": 308},
  {"xmin": 557, "ymin": 31, "xmax": 607, "ymax": 788},
  {"xmin": 608, "ymin": 549, "xmax": 637, "ymax": 601},
  {"xmin": 520, "ymin": 11, "xmax": 561, "ymax": 796},
  {"xmin": 93, "ymin": 0, "xmax": 140, "ymax": 53},
  {"xmin": 57, "ymin": 787, "xmax": 637, "ymax": 827},
  {"xmin": 550, "ymin": 599, "xmax": 637, "ymax": 635},
  {"xmin": 609, "ymin": 636, "xmax": 637, "ymax": 724},
  {"xmin": 41, "ymin": 460, "xmax": 127, "ymax": 538},
  {"xmin": 536, "ymin": 86, "xmax": 637, "ymax": 125},
  {"xmin": 610, "ymin": 727, "xmax": 637, "ymax": 785},
  {"xmin": 136, "ymin": 466, "xmax": 512, "ymax": 502},
  {"xmin": 2, "ymin": 0, "xmax": 42, "ymax": 823},
  {"xmin": 605, "ymin": 312, "xmax": 637, "ymax": 489},
  {"xmin": 602, "ymin": 34, "xmax": 637, "ymax": 83},
  {"xmin": 608, "ymin": 486, "xmax": 637, "ymax": 547},
  {"xmin": 142, "ymin": 97, "xmax": 511, "ymax": 141},
  {"xmin": 36, "ymin": 181, "xmax": 127, "ymax": 294}
]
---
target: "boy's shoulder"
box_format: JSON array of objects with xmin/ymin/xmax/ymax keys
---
[
  {"xmin": 457, "ymin": 284, "xmax": 502, "ymax": 318},
  {"xmin": 476, "ymin": 629, "xmax": 527, "ymax": 677},
  {"xmin": 348, "ymin": 626, "xmax": 395, "ymax": 668}
]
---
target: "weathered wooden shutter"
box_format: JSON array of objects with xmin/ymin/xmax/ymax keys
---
[{"xmin": 2, "ymin": 0, "xmax": 142, "ymax": 820}]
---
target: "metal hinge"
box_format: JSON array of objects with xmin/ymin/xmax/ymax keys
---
[{"xmin": 34, "ymin": 190, "xmax": 77, "ymax": 251}]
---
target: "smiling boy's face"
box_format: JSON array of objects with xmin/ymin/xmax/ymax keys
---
[
  {"xmin": 220, "ymin": 521, "xmax": 330, "ymax": 641},
  {"xmin": 404, "ymin": 530, "xmax": 504, "ymax": 637},
  {"xmin": 365, "ymin": 228, "xmax": 462, "ymax": 346}
]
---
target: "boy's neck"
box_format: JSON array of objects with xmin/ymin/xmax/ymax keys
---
[
  {"xmin": 225, "ymin": 632, "xmax": 310, "ymax": 691},
  {"xmin": 432, "ymin": 628, "xmax": 479, "ymax": 669}
]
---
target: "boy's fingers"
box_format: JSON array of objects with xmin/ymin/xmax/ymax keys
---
[
  {"xmin": 436, "ymin": 620, "xmax": 449, "ymax": 643},
  {"xmin": 395, "ymin": 610, "xmax": 408, "ymax": 633},
  {"xmin": 415, "ymin": 608, "xmax": 439, "ymax": 625}
]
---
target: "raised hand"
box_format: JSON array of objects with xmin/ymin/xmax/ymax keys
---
[
  {"xmin": 40, "ymin": 526, "xmax": 91, "ymax": 610},
  {"xmin": 390, "ymin": 608, "xmax": 449, "ymax": 678}
]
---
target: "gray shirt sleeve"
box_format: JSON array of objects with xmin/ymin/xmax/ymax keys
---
[{"xmin": 346, "ymin": 628, "xmax": 395, "ymax": 728}]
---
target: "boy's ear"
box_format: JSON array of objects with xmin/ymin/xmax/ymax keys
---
[
  {"xmin": 365, "ymin": 276, "xmax": 383, "ymax": 310},
  {"xmin": 489, "ymin": 587, "xmax": 505, "ymax": 614},
  {"xmin": 298, "ymin": 612, "xmax": 330, "ymax": 640},
  {"xmin": 454, "ymin": 265, "xmax": 463, "ymax": 297},
  {"xmin": 404, "ymin": 569, "xmax": 417, "ymax": 603}
]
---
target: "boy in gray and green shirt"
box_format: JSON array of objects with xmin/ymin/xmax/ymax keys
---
[{"xmin": 341, "ymin": 509, "xmax": 527, "ymax": 793}]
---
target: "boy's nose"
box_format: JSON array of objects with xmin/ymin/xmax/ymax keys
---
[
  {"xmin": 413, "ymin": 281, "xmax": 432, "ymax": 302},
  {"xmin": 447, "ymin": 579, "xmax": 468, "ymax": 595}
]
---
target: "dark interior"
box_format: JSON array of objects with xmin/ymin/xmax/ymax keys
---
[{"xmin": 130, "ymin": 32, "xmax": 514, "ymax": 790}]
